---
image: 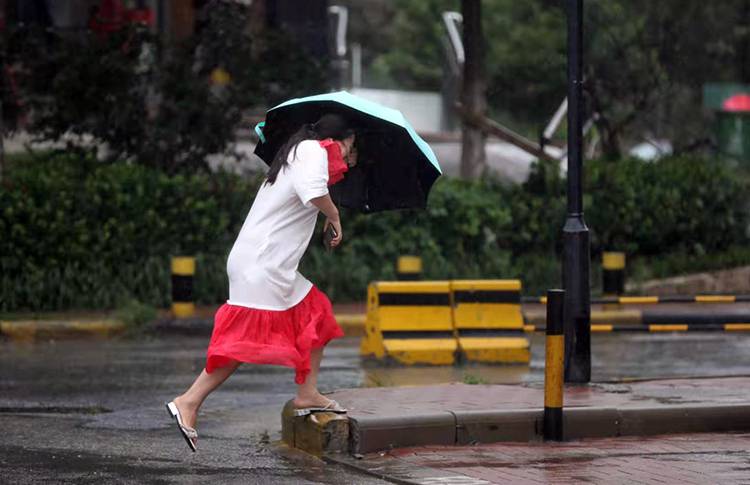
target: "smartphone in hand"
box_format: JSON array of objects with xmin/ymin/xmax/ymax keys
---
[{"xmin": 323, "ymin": 224, "xmax": 338, "ymax": 252}]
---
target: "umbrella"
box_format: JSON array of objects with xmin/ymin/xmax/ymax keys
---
[{"xmin": 253, "ymin": 91, "xmax": 442, "ymax": 213}]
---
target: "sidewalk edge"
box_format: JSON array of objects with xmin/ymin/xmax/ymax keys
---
[{"xmin": 346, "ymin": 403, "xmax": 750, "ymax": 454}]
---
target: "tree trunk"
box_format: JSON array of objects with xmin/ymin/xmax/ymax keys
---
[
  {"xmin": 460, "ymin": 0, "xmax": 486, "ymax": 179},
  {"xmin": 595, "ymin": 115, "xmax": 622, "ymax": 160}
]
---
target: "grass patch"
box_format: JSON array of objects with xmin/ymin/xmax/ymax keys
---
[{"xmin": 462, "ymin": 373, "xmax": 488, "ymax": 385}]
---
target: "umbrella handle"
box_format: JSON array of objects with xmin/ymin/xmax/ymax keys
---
[{"xmin": 254, "ymin": 121, "xmax": 266, "ymax": 143}]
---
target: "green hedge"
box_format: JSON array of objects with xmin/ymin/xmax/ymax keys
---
[
  {"xmin": 1, "ymin": 153, "xmax": 748, "ymax": 311},
  {"xmin": 0, "ymin": 154, "xmax": 260, "ymax": 310}
]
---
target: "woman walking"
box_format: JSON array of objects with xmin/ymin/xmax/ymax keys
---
[{"xmin": 166, "ymin": 114, "xmax": 357, "ymax": 452}]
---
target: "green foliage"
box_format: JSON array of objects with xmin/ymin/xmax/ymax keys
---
[
  {"xmin": 369, "ymin": 0, "xmax": 750, "ymax": 154},
  {"xmin": 0, "ymin": 153, "xmax": 261, "ymax": 311},
  {"xmin": 462, "ymin": 373, "xmax": 488, "ymax": 385},
  {"xmin": 629, "ymin": 245, "xmax": 750, "ymax": 284},
  {"xmin": 483, "ymin": 0, "xmax": 566, "ymax": 126},
  {"xmin": 369, "ymin": 0, "xmax": 457, "ymax": 89},
  {"xmin": 9, "ymin": 3, "xmax": 327, "ymax": 173},
  {"xmin": 115, "ymin": 299, "xmax": 158, "ymax": 333},
  {"xmin": 1, "ymin": 153, "xmax": 748, "ymax": 311},
  {"xmin": 256, "ymin": 30, "xmax": 330, "ymax": 107},
  {"xmin": 585, "ymin": 156, "xmax": 747, "ymax": 255}
]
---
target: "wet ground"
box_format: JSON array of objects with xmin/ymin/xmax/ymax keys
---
[
  {"xmin": 1, "ymin": 332, "xmax": 749, "ymax": 483},
  {"xmin": 348, "ymin": 432, "xmax": 750, "ymax": 484}
]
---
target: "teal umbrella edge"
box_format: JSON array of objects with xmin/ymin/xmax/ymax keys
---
[{"xmin": 268, "ymin": 91, "xmax": 443, "ymax": 175}]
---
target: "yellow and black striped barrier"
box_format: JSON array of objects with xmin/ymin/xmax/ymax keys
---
[
  {"xmin": 525, "ymin": 323, "xmax": 750, "ymax": 332},
  {"xmin": 524, "ymin": 321, "xmax": 750, "ymax": 333},
  {"xmin": 451, "ymin": 280, "xmax": 529, "ymax": 364},
  {"xmin": 396, "ymin": 255, "xmax": 422, "ymax": 280},
  {"xmin": 360, "ymin": 281, "xmax": 457, "ymax": 365},
  {"xmin": 602, "ymin": 252, "xmax": 625, "ymax": 297},
  {"xmin": 544, "ymin": 289, "xmax": 564, "ymax": 441},
  {"xmin": 522, "ymin": 294, "xmax": 750, "ymax": 305},
  {"xmin": 171, "ymin": 256, "xmax": 195, "ymax": 318}
]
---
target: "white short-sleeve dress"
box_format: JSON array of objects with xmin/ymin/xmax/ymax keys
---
[{"xmin": 205, "ymin": 140, "xmax": 344, "ymax": 384}]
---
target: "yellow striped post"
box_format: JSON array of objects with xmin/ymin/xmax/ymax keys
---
[
  {"xmin": 396, "ymin": 256, "xmax": 422, "ymax": 281},
  {"xmin": 171, "ymin": 256, "xmax": 195, "ymax": 318},
  {"xmin": 544, "ymin": 289, "xmax": 565, "ymax": 441},
  {"xmin": 602, "ymin": 252, "xmax": 625, "ymax": 297}
]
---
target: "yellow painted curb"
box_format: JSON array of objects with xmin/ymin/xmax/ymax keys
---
[
  {"xmin": 523, "ymin": 309, "xmax": 642, "ymax": 326},
  {"xmin": 336, "ymin": 313, "xmax": 365, "ymax": 325},
  {"xmin": 0, "ymin": 319, "xmax": 125, "ymax": 340},
  {"xmin": 336, "ymin": 313, "xmax": 366, "ymax": 336}
]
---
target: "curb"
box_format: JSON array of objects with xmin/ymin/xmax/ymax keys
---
[
  {"xmin": 336, "ymin": 314, "xmax": 366, "ymax": 336},
  {"xmin": 351, "ymin": 403, "xmax": 750, "ymax": 453},
  {"xmin": 0, "ymin": 319, "xmax": 125, "ymax": 340},
  {"xmin": 283, "ymin": 403, "xmax": 750, "ymax": 455}
]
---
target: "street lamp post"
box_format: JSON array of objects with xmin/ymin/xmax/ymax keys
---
[{"xmin": 563, "ymin": 0, "xmax": 591, "ymax": 383}]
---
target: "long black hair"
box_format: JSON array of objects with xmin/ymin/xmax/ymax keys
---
[{"xmin": 265, "ymin": 113, "xmax": 354, "ymax": 185}]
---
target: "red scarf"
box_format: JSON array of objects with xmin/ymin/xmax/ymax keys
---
[{"xmin": 318, "ymin": 139, "xmax": 349, "ymax": 186}]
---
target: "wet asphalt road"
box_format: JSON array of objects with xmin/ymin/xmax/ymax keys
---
[{"xmin": 1, "ymin": 332, "xmax": 750, "ymax": 483}]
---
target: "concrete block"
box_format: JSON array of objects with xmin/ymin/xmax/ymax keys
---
[
  {"xmin": 280, "ymin": 400, "xmax": 350, "ymax": 455},
  {"xmin": 349, "ymin": 412, "xmax": 456, "ymax": 454},
  {"xmin": 455, "ymin": 409, "xmax": 541, "ymax": 444},
  {"xmin": 563, "ymin": 407, "xmax": 620, "ymax": 440},
  {"xmin": 619, "ymin": 404, "xmax": 750, "ymax": 436},
  {"xmin": 281, "ymin": 400, "xmax": 296, "ymax": 445}
]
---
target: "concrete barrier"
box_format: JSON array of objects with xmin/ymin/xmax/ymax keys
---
[
  {"xmin": 360, "ymin": 281, "xmax": 457, "ymax": 365},
  {"xmin": 451, "ymin": 280, "xmax": 529, "ymax": 364}
]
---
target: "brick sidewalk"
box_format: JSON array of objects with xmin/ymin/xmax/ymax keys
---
[
  {"xmin": 330, "ymin": 377, "xmax": 750, "ymax": 417},
  {"xmin": 349, "ymin": 432, "xmax": 750, "ymax": 484}
]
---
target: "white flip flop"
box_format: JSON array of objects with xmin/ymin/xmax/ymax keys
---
[
  {"xmin": 165, "ymin": 401, "xmax": 198, "ymax": 452},
  {"xmin": 293, "ymin": 399, "xmax": 348, "ymax": 417}
]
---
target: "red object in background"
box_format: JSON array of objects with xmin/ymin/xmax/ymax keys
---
[
  {"xmin": 126, "ymin": 8, "xmax": 155, "ymax": 26},
  {"xmin": 90, "ymin": 0, "xmax": 154, "ymax": 34},
  {"xmin": 318, "ymin": 139, "xmax": 349, "ymax": 186},
  {"xmin": 722, "ymin": 93, "xmax": 750, "ymax": 112},
  {"xmin": 90, "ymin": 0, "xmax": 126, "ymax": 33}
]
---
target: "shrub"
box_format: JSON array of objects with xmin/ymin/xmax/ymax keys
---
[
  {"xmin": 115, "ymin": 299, "xmax": 158, "ymax": 334},
  {"xmin": 1, "ymin": 153, "xmax": 748, "ymax": 311},
  {"xmin": 9, "ymin": 3, "xmax": 327, "ymax": 173},
  {"xmin": 0, "ymin": 154, "xmax": 261, "ymax": 311},
  {"xmin": 585, "ymin": 156, "xmax": 748, "ymax": 256}
]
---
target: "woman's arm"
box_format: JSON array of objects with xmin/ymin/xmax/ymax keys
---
[{"xmin": 310, "ymin": 194, "xmax": 343, "ymax": 247}]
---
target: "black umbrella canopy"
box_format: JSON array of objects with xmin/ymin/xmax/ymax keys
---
[{"xmin": 254, "ymin": 97, "xmax": 441, "ymax": 213}]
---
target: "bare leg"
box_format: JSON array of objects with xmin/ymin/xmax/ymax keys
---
[
  {"xmin": 293, "ymin": 347, "xmax": 331, "ymax": 407},
  {"xmin": 173, "ymin": 361, "xmax": 241, "ymax": 429}
]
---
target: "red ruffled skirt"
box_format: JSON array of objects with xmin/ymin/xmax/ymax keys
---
[{"xmin": 205, "ymin": 286, "xmax": 344, "ymax": 384}]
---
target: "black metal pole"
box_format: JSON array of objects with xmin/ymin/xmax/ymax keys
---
[{"xmin": 563, "ymin": 0, "xmax": 591, "ymax": 383}]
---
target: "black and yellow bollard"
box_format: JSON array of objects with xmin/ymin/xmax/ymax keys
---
[
  {"xmin": 544, "ymin": 289, "xmax": 565, "ymax": 441},
  {"xmin": 602, "ymin": 252, "xmax": 625, "ymax": 297},
  {"xmin": 396, "ymin": 256, "xmax": 422, "ymax": 281},
  {"xmin": 171, "ymin": 256, "xmax": 195, "ymax": 318}
]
